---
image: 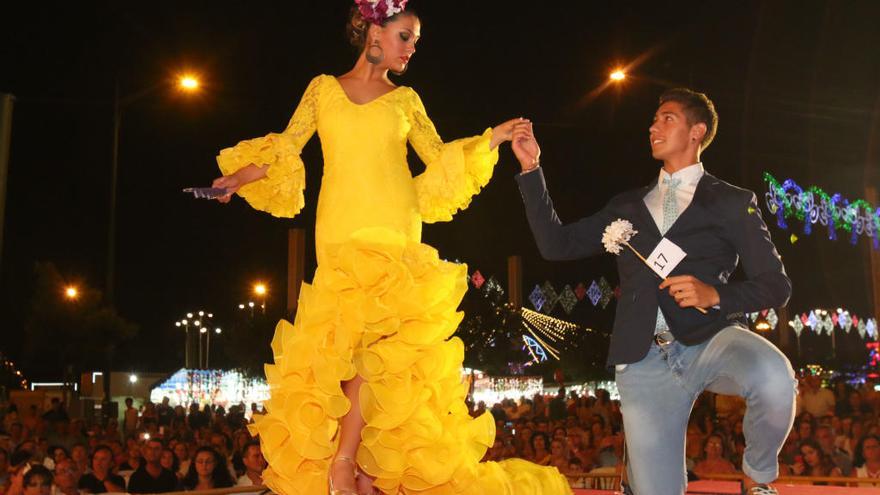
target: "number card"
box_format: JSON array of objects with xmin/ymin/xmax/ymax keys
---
[{"xmin": 646, "ymin": 238, "xmax": 687, "ymax": 279}]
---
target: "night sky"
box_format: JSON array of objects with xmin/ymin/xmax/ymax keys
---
[{"xmin": 2, "ymin": 1, "xmax": 879, "ymax": 379}]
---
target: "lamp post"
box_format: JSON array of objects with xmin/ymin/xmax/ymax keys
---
[
  {"xmin": 176, "ymin": 309, "xmax": 212, "ymax": 369},
  {"xmin": 106, "ymin": 75, "xmax": 200, "ymax": 306},
  {"xmin": 205, "ymin": 327, "xmax": 222, "ymax": 369}
]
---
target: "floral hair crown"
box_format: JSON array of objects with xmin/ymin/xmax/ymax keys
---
[{"xmin": 356, "ymin": 0, "xmax": 409, "ymax": 25}]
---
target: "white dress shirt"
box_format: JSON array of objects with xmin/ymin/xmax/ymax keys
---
[{"xmin": 643, "ymin": 162, "xmax": 705, "ymax": 231}]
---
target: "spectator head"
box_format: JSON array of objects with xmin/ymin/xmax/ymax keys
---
[
  {"xmin": 799, "ymin": 439, "xmax": 832, "ymax": 472},
  {"xmin": 797, "ymin": 418, "xmax": 814, "ymax": 440},
  {"xmin": 552, "ymin": 427, "xmax": 566, "ymax": 441},
  {"xmin": 702, "ymin": 434, "xmax": 727, "ymax": 460},
  {"xmin": 70, "ymin": 444, "xmax": 87, "ymax": 465},
  {"xmin": 141, "ymin": 438, "xmax": 164, "ymax": 464},
  {"xmin": 530, "ymin": 432, "xmax": 549, "ymax": 452},
  {"xmin": 173, "ymin": 442, "xmax": 190, "ymax": 462},
  {"xmin": 815, "ymin": 425, "xmax": 835, "ymax": 453},
  {"xmin": 854, "ymin": 434, "xmax": 880, "ymax": 468},
  {"xmin": 125, "ymin": 398, "xmax": 133, "ymax": 407},
  {"xmin": 53, "ymin": 458, "xmax": 81, "ymax": 492},
  {"xmin": 850, "ymin": 390, "xmax": 866, "ymax": 409},
  {"xmin": 549, "ymin": 438, "xmax": 565, "ymax": 457},
  {"xmin": 91, "ymin": 445, "xmax": 114, "ymax": 475},
  {"xmin": 241, "ymin": 441, "xmax": 267, "ymax": 475},
  {"xmin": 23, "ymin": 465, "xmax": 53, "ymax": 495},
  {"xmin": 183, "ymin": 446, "xmax": 234, "ymax": 490},
  {"xmin": 568, "ymin": 457, "xmax": 583, "ymax": 474},
  {"xmin": 160, "ymin": 448, "xmax": 179, "ymax": 473},
  {"xmin": 50, "ymin": 446, "xmax": 69, "ymax": 464},
  {"xmin": 209, "ymin": 433, "xmax": 230, "ymax": 456}
]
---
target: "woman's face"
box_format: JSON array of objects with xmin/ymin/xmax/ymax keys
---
[
  {"xmin": 801, "ymin": 445, "xmax": 821, "ymax": 467},
  {"xmin": 174, "ymin": 443, "xmax": 189, "ymax": 461},
  {"xmin": 369, "ymin": 14, "xmax": 420, "ymax": 74},
  {"xmin": 550, "ymin": 440, "xmax": 565, "ymax": 456},
  {"xmin": 704, "ymin": 436, "xmax": 724, "ymax": 459},
  {"xmin": 160, "ymin": 450, "xmax": 175, "ymax": 470},
  {"xmin": 798, "ymin": 421, "xmax": 812, "ymax": 439},
  {"xmin": 194, "ymin": 451, "xmax": 216, "ymax": 478},
  {"xmin": 533, "ymin": 435, "xmax": 546, "ymax": 451}
]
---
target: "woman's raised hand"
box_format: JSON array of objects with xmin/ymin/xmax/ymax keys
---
[{"xmin": 490, "ymin": 117, "xmax": 531, "ymax": 149}]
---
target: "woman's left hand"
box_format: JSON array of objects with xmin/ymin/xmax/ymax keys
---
[{"xmin": 490, "ymin": 118, "xmax": 530, "ymax": 149}]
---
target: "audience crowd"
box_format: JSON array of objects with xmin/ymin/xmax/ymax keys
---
[{"xmin": 1, "ymin": 374, "xmax": 879, "ymax": 493}]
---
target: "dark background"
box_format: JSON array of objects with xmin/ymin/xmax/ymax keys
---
[{"xmin": 2, "ymin": 1, "xmax": 878, "ymax": 379}]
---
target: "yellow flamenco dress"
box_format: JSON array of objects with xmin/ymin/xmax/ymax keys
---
[{"xmin": 217, "ymin": 75, "xmax": 571, "ymax": 495}]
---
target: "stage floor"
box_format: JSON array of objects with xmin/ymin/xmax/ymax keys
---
[{"xmin": 574, "ymin": 480, "xmax": 880, "ymax": 494}]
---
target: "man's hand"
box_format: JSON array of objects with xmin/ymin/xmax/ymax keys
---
[
  {"xmin": 659, "ymin": 275, "xmax": 720, "ymax": 309},
  {"xmin": 511, "ymin": 122, "xmax": 541, "ymax": 172}
]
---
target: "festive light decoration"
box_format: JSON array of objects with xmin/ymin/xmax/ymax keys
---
[
  {"xmin": 470, "ymin": 373, "xmax": 544, "ymax": 406},
  {"xmin": 150, "ymin": 368, "xmax": 269, "ymax": 410},
  {"xmin": 520, "ymin": 308, "xmax": 586, "ymax": 361},
  {"xmin": 784, "ymin": 308, "xmax": 878, "ymax": 340},
  {"xmin": 522, "ymin": 335, "xmax": 550, "ymax": 363},
  {"xmin": 763, "ymin": 172, "xmax": 880, "ymax": 249}
]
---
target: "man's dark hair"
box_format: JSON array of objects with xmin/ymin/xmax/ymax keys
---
[{"xmin": 658, "ymin": 88, "xmax": 718, "ymax": 151}]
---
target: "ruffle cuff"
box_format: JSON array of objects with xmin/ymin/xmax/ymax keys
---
[
  {"xmin": 414, "ymin": 128, "xmax": 499, "ymax": 223},
  {"xmin": 216, "ymin": 133, "xmax": 306, "ymax": 218}
]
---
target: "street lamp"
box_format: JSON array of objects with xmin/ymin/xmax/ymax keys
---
[
  {"xmin": 253, "ymin": 283, "xmax": 267, "ymax": 314},
  {"xmin": 610, "ymin": 69, "xmax": 626, "ymax": 82},
  {"xmin": 206, "ymin": 327, "xmax": 222, "ymax": 369},
  {"xmin": 106, "ymin": 73, "xmax": 201, "ymax": 307},
  {"xmin": 176, "ymin": 309, "xmax": 213, "ymax": 369},
  {"xmin": 64, "ymin": 286, "xmax": 78, "ymax": 300}
]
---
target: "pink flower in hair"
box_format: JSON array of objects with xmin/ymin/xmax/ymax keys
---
[{"xmin": 356, "ymin": 0, "xmax": 408, "ymax": 25}]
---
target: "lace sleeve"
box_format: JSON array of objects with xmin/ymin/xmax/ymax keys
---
[
  {"xmin": 216, "ymin": 75, "xmax": 325, "ymax": 218},
  {"xmin": 407, "ymin": 89, "xmax": 499, "ymax": 223}
]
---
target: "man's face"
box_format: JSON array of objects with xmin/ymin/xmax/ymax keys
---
[
  {"xmin": 93, "ymin": 450, "xmax": 112, "ymax": 473},
  {"xmin": 649, "ymin": 101, "xmax": 697, "ymax": 162},
  {"xmin": 816, "ymin": 428, "xmax": 834, "ymax": 449},
  {"xmin": 142, "ymin": 441, "xmax": 162, "ymax": 463},
  {"xmin": 864, "ymin": 438, "xmax": 880, "ymax": 463},
  {"xmin": 242, "ymin": 446, "xmax": 267, "ymax": 473},
  {"xmin": 54, "ymin": 459, "xmax": 80, "ymax": 489}
]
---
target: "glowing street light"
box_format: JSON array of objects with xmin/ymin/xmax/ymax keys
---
[
  {"xmin": 129, "ymin": 374, "xmax": 138, "ymax": 384},
  {"xmin": 253, "ymin": 283, "xmax": 267, "ymax": 314},
  {"xmin": 64, "ymin": 286, "xmax": 79, "ymax": 300},
  {"xmin": 610, "ymin": 69, "xmax": 626, "ymax": 82},
  {"xmin": 178, "ymin": 75, "xmax": 199, "ymax": 91}
]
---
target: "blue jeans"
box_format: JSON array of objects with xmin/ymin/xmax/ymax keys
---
[{"xmin": 615, "ymin": 326, "xmax": 797, "ymax": 495}]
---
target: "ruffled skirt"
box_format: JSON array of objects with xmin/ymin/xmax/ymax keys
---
[{"xmin": 250, "ymin": 227, "xmax": 571, "ymax": 494}]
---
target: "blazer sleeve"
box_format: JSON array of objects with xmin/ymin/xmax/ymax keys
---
[
  {"xmin": 715, "ymin": 190, "xmax": 792, "ymax": 313},
  {"xmin": 515, "ymin": 167, "xmax": 614, "ymax": 261}
]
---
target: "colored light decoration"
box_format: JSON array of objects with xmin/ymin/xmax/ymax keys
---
[{"xmin": 764, "ymin": 172, "xmax": 880, "ymax": 249}]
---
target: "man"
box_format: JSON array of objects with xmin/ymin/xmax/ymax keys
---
[
  {"xmin": 236, "ymin": 440, "xmax": 267, "ymax": 494},
  {"xmin": 77, "ymin": 445, "xmax": 125, "ymax": 494},
  {"xmin": 122, "ymin": 398, "xmax": 138, "ymax": 437},
  {"xmin": 815, "ymin": 425, "xmax": 853, "ymax": 475},
  {"xmin": 511, "ymin": 88, "xmax": 796, "ymax": 495},
  {"xmin": 53, "ymin": 458, "xmax": 83, "ymax": 495},
  {"xmin": 126, "ymin": 439, "xmax": 178, "ymax": 493},
  {"xmin": 798, "ymin": 375, "xmax": 835, "ymax": 417}
]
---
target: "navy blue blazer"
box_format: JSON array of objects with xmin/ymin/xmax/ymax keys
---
[{"xmin": 516, "ymin": 168, "xmax": 791, "ymax": 365}]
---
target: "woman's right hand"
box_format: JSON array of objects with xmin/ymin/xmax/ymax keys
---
[{"xmin": 211, "ymin": 174, "xmax": 242, "ymax": 204}]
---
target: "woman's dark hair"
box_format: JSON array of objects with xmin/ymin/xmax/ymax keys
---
[
  {"xmin": 853, "ymin": 434, "xmax": 880, "ymax": 468},
  {"xmin": 346, "ymin": 5, "xmax": 418, "ymax": 51},
  {"xmin": 23, "ymin": 465, "xmax": 53, "ymax": 487},
  {"xmin": 182, "ymin": 446, "xmax": 234, "ymax": 490},
  {"xmin": 530, "ymin": 432, "xmax": 550, "ymax": 452},
  {"xmin": 161, "ymin": 448, "xmax": 180, "ymax": 474},
  {"xmin": 799, "ymin": 439, "xmax": 836, "ymax": 475}
]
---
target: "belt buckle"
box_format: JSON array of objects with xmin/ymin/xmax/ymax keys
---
[{"xmin": 654, "ymin": 331, "xmax": 675, "ymax": 347}]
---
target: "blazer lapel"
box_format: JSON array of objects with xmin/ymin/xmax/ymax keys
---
[{"xmin": 664, "ymin": 173, "xmax": 715, "ymax": 235}]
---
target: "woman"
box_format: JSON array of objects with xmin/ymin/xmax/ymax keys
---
[
  {"xmin": 529, "ymin": 433, "xmax": 551, "ymax": 466},
  {"xmin": 791, "ymin": 439, "xmax": 843, "ymax": 484},
  {"xmin": 181, "ymin": 447, "xmax": 234, "ymax": 491},
  {"xmin": 548, "ymin": 439, "xmax": 569, "ymax": 472},
  {"xmin": 160, "ymin": 448, "xmax": 180, "ymax": 479},
  {"xmin": 211, "ymin": 2, "xmax": 569, "ymax": 495},
  {"xmin": 692, "ymin": 434, "xmax": 737, "ymax": 479},
  {"xmin": 22, "ymin": 465, "xmax": 52, "ymax": 495}
]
